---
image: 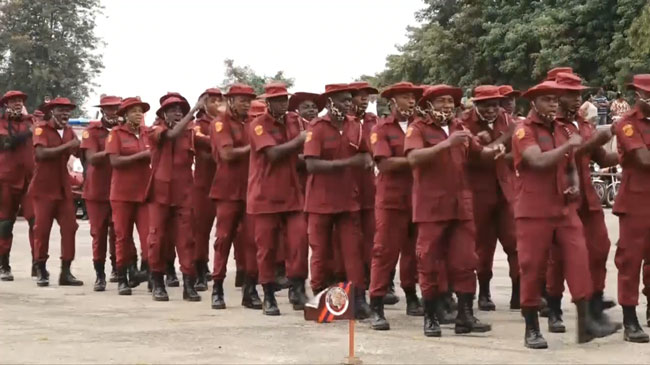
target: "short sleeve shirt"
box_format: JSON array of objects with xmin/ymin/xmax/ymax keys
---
[
  {"xmin": 0, "ymin": 114, "xmax": 34, "ymax": 189},
  {"xmin": 80, "ymin": 121, "xmax": 112, "ymax": 202},
  {"xmin": 209, "ymin": 111, "xmax": 249, "ymax": 201},
  {"xmin": 28, "ymin": 121, "xmax": 76, "ymax": 200},
  {"xmin": 105, "ymin": 124, "xmax": 151, "ymax": 203}
]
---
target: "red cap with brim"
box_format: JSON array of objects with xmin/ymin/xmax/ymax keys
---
[
  {"xmin": 259, "ymin": 83, "xmax": 291, "ymax": 99},
  {"xmin": 472, "ymin": 85, "xmax": 505, "ymax": 102},
  {"xmin": 159, "ymin": 92, "xmax": 188, "ymax": 105},
  {"xmin": 94, "ymin": 95, "xmax": 122, "ymax": 108},
  {"xmin": 156, "ymin": 96, "xmax": 190, "ymax": 118},
  {"xmin": 545, "ymin": 67, "xmax": 574, "ymax": 81},
  {"xmin": 42, "ymin": 97, "xmax": 76, "ymax": 112},
  {"xmin": 418, "ymin": 84, "xmax": 463, "ymax": 107},
  {"xmin": 0, "ymin": 90, "xmax": 28, "ymax": 106},
  {"xmin": 555, "ymin": 72, "xmax": 590, "ymax": 91},
  {"xmin": 317, "ymin": 84, "xmax": 356, "ymax": 110},
  {"xmin": 380, "ymin": 82, "xmax": 424, "ymax": 99},
  {"xmin": 288, "ymin": 92, "xmax": 322, "ymax": 112},
  {"xmin": 626, "ymin": 74, "xmax": 650, "ymax": 93},
  {"xmin": 249, "ymin": 100, "xmax": 267, "ymax": 117},
  {"xmin": 225, "ymin": 84, "xmax": 257, "ymax": 98},
  {"xmin": 199, "ymin": 88, "xmax": 223, "ymax": 99},
  {"xmin": 349, "ymin": 81, "xmax": 379, "ymax": 95},
  {"xmin": 498, "ymin": 85, "xmax": 521, "ymax": 98},
  {"xmin": 522, "ymin": 81, "xmax": 564, "ymax": 100},
  {"xmin": 117, "ymin": 97, "xmax": 150, "ymax": 117}
]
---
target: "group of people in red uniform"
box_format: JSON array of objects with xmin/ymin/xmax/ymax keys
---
[{"xmin": 1, "ymin": 67, "xmax": 650, "ymax": 349}]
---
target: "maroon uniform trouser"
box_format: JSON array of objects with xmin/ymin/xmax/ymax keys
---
[
  {"xmin": 416, "ymin": 219, "xmax": 477, "ymax": 299},
  {"xmin": 212, "ymin": 200, "xmax": 255, "ymax": 281},
  {"xmin": 33, "ymin": 198, "xmax": 78, "ymax": 262},
  {"xmin": 546, "ymin": 208, "xmax": 610, "ymax": 296},
  {"xmin": 254, "ymin": 211, "xmax": 308, "ymax": 285},
  {"xmin": 86, "ymin": 200, "xmax": 116, "ymax": 264},
  {"xmin": 111, "ymin": 200, "xmax": 148, "ymax": 269},
  {"xmin": 473, "ymin": 196, "xmax": 518, "ymax": 282},
  {"xmin": 148, "ymin": 202, "xmax": 195, "ymax": 276},
  {"xmin": 516, "ymin": 211, "xmax": 592, "ymax": 308},
  {"xmin": 615, "ymin": 214, "xmax": 650, "ymax": 306},
  {"xmin": 0, "ymin": 183, "xmax": 34, "ymax": 256},
  {"xmin": 308, "ymin": 211, "xmax": 366, "ymax": 291},
  {"xmin": 369, "ymin": 208, "xmax": 417, "ymax": 297},
  {"xmin": 192, "ymin": 186, "xmax": 215, "ymax": 263},
  {"xmin": 330, "ymin": 208, "xmax": 375, "ymax": 280}
]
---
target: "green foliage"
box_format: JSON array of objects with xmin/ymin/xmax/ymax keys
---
[
  {"xmin": 220, "ymin": 59, "xmax": 294, "ymax": 95},
  {"xmin": 367, "ymin": 0, "xmax": 650, "ymax": 91},
  {"xmin": 0, "ymin": 0, "xmax": 104, "ymax": 115}
]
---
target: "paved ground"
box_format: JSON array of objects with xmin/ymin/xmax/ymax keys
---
[{"xmin": 1, "ymin": 209, "xmax": 650, "ymax": 364}]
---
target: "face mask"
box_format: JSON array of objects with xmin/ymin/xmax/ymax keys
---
[
  {"xmin": 102, "ymin": 113, "xmax": 120, "ymax": 127},
  {"xmin": 426, "ymin": 101, "xmax": 453, "ymax": 124},
  {"xmin": 328, "ymin": 98, "xmax": 346, "ymax": 122},
  {"xmin": 531, "ymin": 102, "xmax": 555, "ymax": 123},
  {"xmin": 637, "ymin": 92, "xmax": 650, "ymax": 106},
  {"xmin": 392, "ymin": 98, "xmax": 414, "ymax": 117},
  {"xmin": 6, "ymin": 108, "xmax": 22, "ymax": 120},
  {"xmin": 475, "ymin": 106, "xmax": 496, "ymax": 124},
  {"xmin": 266, "ymin": 101, "xmax": 286, "ymax": 120}
]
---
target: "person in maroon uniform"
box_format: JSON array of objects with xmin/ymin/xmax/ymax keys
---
[
  {"xmin": 543, "ymin": 72, "xmax": 619, "ymax": 333},
  {"xmin": 210, "ymin": 84, "xmax": 260, "ymax": 310},
  {"xmin": 405, "ymin": 85, "xmax": 497, "ymax": 337},
  {"xmin": 247, "ymin": 83, "xmax": 309, "ymax": 315},
  {"xmin": 611, "ymin": 74, "xmax": 650, "ymax": 343},
  {"xmin": 368, "ymin": 82, "xmax": 424, "ymax": 331},
  {"xmin": 498, "ymin": 85, "xmax": 521, "ymax": 117},
  {"xmin": 146, "ymin": 94, "xmax": 201, "ymax": 302},
  {"xmin": 82, "ymin": 95, "xmax": 121, "ymax": 291},
  {"xmin": 192, "ymin": 88, "xmax": 222, "ymax": 291},
  {"xmin": 30, "ymin": 97, "xmax": 83, "ymax": 287},
  {"xmin": 512, "ymin": 81, "xmax": 618, "ymax": 349},
  {"xmin": 462, "ymin": 85, "xmax": 519, "ymax": 311},
  {"xmin": 106, "ymin": 97, "xmax": 152, "ymax": 295},
  {"xmin": 0, "ymin": 91, "xmax": 35, "ymax": 281},
  {"xmin": 303, "ymin": 83, "xmax": 373, "ymax": 319}
]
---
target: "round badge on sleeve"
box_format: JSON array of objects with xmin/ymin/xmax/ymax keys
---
[
  {"xmin": 406, "ymin": 127, "xmax": 413, "ymax": 138},
  {"xmin": 215, "ymin": 121, "xmax": 223, "ymax": 133},
  {"xmin": 254, "ymin": 125, "xmax": 264, "ymax": 136},
  {"xmin": 34, "ymin": 127, "xmax": 43, "ymax": 136},
  {"xmin": 370, "ymin": 132, "xmax": 378, "ymax": 144},
  {"xmin": 305, "ymin": 131, "xmax": 312, "ymax": 143},
  {"xmin": 107, "ymin": 134, "xmax": 113, "ymax": 143},
  {"xmin": 82, "ymin": 130, "xmax": 90, "ymax": 139},
  {"xmin": 622, "ymin": 124, "xmax": 634, "ymax": 137},
  {"xmin": 325, "ymin": 286, "xmax": 349, "ymax": 316},
  {"xmin": 515, "ymin": 128, "xmax": 526, "ymax": 140}
]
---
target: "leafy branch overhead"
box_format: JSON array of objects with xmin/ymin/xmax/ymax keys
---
[{"xmin": 220, "ymin": 59, "xmax": 294, "ymax": 95}]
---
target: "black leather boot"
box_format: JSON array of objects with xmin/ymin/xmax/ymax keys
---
[
  {"xmin": 93, "ymin": 261, "xmax": 106, "ymax": 292},
  {"xmin": 443, "ymin": 290, "xmax": 457, "ymax": 311},
  {"xmin": 241, "ymin": 276, "xmax": 263, "ymax": 310},
  {"xmin": 575, "ymin": 298, "xmax": 618, "ymax": 344},
  {"xmin": 370, "ymin": 296, "xmax": 390, "ymax": 330},
  {"xmin": 590, "ymin": 292, "xmax": 622, "ymax": 330},
  {"xmin": 203, "ymin": 262, "xmax": 211, "ymax": 281},
  {"xmin": 274, "ymin": 264, "xmax": 291, "ymax": 291},
  {"xmin": 405, "ymin": 287, "xmax": 424, "ymax": 316},
  {"xmin": 117, "ymin": 267, "xmax": 131, "ymax": 295},
  {"xmin": 108, "ymin": 257, "xmax": 118, "ymax": 283},
  {"xmin": 234, "ymin": 270, "xmax": 245, "ymax": 288},
  {"xmin": 623, "ymin": 306, "xmax": 649, "ymax": 343},
  {"xmin": 262, "ymin": 283, "xmax": 280, "ymax": 316},
  {"xmin": 288, "ymin": 278, "xmax": 309, "ymax": 310},
  {"xmin": 455, "ymin": 293, "xmax": 491, "ymax": 334},
  {"xmin": 31, "ymin": 260, "xmax": 37, "ymax": 278},
  {"xmin": 383, "ymin": 270, "xmax": 399, "ymax": 305},
  {"xmin": 151, "ymin": 272, "xmax": 169, "ymax": 301},
  {"xmin": 355, "ymin": 288, "xmax": 372, "ymax": 320},
  {"xmin": 0, "ymin": 254, "xmax": 13, "ymax": 281},
  {"xmin": 423, "ymin": 298, "xmax": 441, "ymax": 337},
  {"xmin": 522, "ymin": 307, "xmax": 548, "ymax": 349},
  {"xmin": 211, "ymin": 280, "xmax": 226, "ymax": 309},
  {"xmin": 546, "ymin": 296, "xmax": 566, "ymax": 333},
  {"xmin": 138, "ymin": 261, "xmax": 149, "ymax": 282},
  {"xmin": 127, "ymin": 263, "xmax": 143, "ymax": 288},
  {"xmin": 194, "ymin": 261, "xmax": 208, "ymax": 292},
  {"xmin": 510, "ymin": 278, "xmax": 521, "ymax": 310},
  {"xmin": 539, "ymin": 286, "xmax": 550, "ymax": 317},
  {"xmin": 182, "ymin": 274, "xmax": 201, "ymax": 302},
  {"xmin": 36, "ymin": 261, "xmax": 49, "ymax": 287},
  {"xmin": 646, "ymin": 302, "xmax": 650, "ymax": 328},
  {"xmin": 165, "ymin": 261, "xmax": 179, "ymax": 287},
  {"xmin": 59, "ymin": 260, "xmax": 83, "ymax": 286},
  {"xmin": 435, "ymin": 294, "xmax": 457, "ymax": 325},
  {"xmin": 478, "ymin": 279, "xmax": 495, "ymax": 311}
]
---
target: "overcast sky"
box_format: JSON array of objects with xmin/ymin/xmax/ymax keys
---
[{"xmin": 85, "ymin": 0, "xmax": 423, "ymax": 120}]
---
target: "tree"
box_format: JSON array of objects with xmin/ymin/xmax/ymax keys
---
[
  {"xmin": 0, "ymin": 0, "xmax": 104, "ymax": 115},
  {"xmin": 220, "ymin": 59, "xmax": 294, "ymax": 95},
  {"xmin": 366, "ymin": 0, "xmax": 650, "ymax": 91}
]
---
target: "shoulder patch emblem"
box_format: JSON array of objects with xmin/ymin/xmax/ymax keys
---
[
  {"xmin": 515, "ymin": 128, "xmax": 526, "ymax": 140},
  {"xmin": 370, "ymin": 132, "xmax": 378, "ymax": 144},
  {"xmin": 34, "ymin": 127, "xmax": 43, "ymax": 136},
  {"xmin": 107, "ymin": 133, "xmax": 113, "ymax": 143},
  {"xmin": 215, "ymin": 121, "xmax": 223, "ymax": 133},
  {"xmin": 82, "ymin": 130, "xmax": 90, "ymax": 139},
  {"xmin": 406, "ymin": 127, "xmax": 413, "ymax": 138},
  {"xmin": 622, "ymin": 124, "xmax": 634, "ymax": 137},
  {"xmin": 254, "ymin": 125, "xmax": 264, "ymax": 136},
  {"xmin": 305, "ymin": 131, "xmax": 313, "ymax": 143}
]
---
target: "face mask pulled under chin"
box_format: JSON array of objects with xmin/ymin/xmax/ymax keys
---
[
  {"xmin": 474, "ymin": 107, "xmax": 496, "ymax": 124},
  {"xmin": 531, "ymin": 102, "xmax": 556, "ymax": 123},
  {"xmin": 392, "ymin": 98, "xmax": 414, "ymax": 117},
  {"xmin": 328, "ymin": 98, "xmax": 346, "ymax": 122},
  {"xmin": 637, "ymin": 92, "xmax": 650, "ymax": 106},
  {"xmin": 6, "ymin": 108, "xmax": 23, "ymax": 119},
  {"xmin": 426, "ymin": 101, "xmax": 454, "ymax": 123}
]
